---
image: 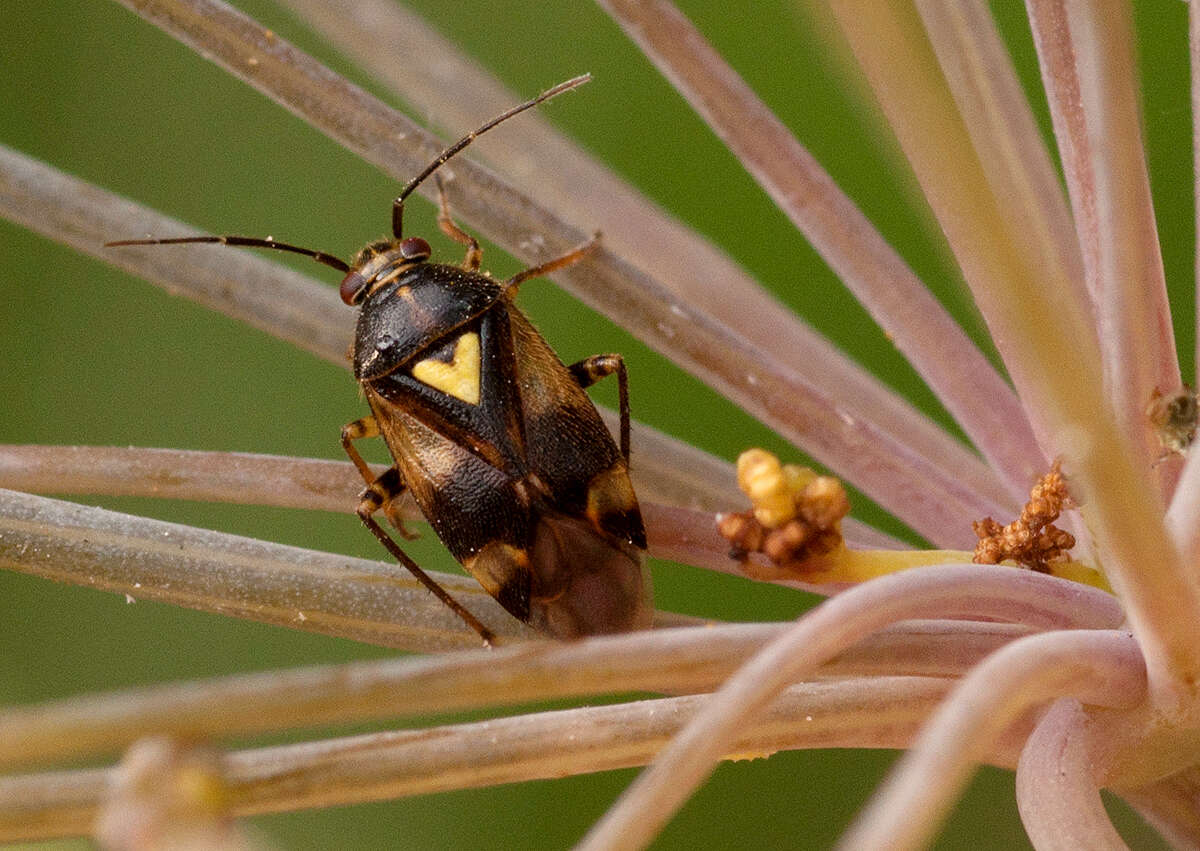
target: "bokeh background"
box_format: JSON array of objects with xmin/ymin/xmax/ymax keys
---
[{"xmin": 1, "ymin": 1, "xmax": 1190, "ymax": 847}]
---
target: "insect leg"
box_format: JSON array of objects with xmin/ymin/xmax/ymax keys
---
[
  {"xmin": 503, "ymin": 233, "xmax": 601, "ymax": 294},
  {"xmin": 356, "ymin": 504, "xmax": 498, "ymax": 647},
  {"xmin": 342, "ymin": 417, "xmax": 415, "ymax": 538},
  {"xmin": 342, "ymin": 417, "xmax": 497, "ymax": 646},
  {"xmin": 568, "ymin": 354, "xmax": 631, "ymax": 464},
  {"xmin": 341, "ymin": 416, "xmax": 382, "ymax": 485},
  {"xmin": 433, "ymin": 174, "xmax": 483, "ymax": 271}
]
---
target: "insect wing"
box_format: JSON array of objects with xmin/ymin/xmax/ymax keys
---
[
  {"xmin": 507, "ymin": 308, "xmax": 647, "ymax": 550},
  {"xmin": 506, "ymin": 308, "xmax": 652, "ymax": 634}
]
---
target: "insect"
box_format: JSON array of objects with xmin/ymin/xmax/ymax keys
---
[
  {"xmin": 107, "ymin": 76, "xmax": 652, "ymax": 645},
  {"xmin": 1147, "ymin": 386, "xmax": 1199, "ymax": 459}
]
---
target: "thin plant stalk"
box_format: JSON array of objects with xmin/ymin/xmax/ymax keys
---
[
  {"xmin": 1166, "ymin": 447, "xmax": 1200, "ymax": 568},
  {"xmin": 1029, "ymin": 0, "xmax": 1178, "ymax": 470},
  {"xmin": 0, "ymin": 445, "xmax": 900, "ymax": 569},
  {"xmin": 0, "ymin": 619, "xmax": 1027, "ymax": 770},
  {"xmin": 828, "ymin": 0, "xmax": 1200, "ymax": 712},
  {"xmin": 0, "ymin": 487, "xmax": 531, "ymax": 651},
  {"xmin": 597, "ymin": 0, "xmax": 1041, "ymax": 501},
  {"xmin": 1015, "ymin": 699, "xmax": 1127, "ymax": 851},
  {"xmin": 841, "ymin": 631, "xmax": 1146, "ymax": 851},
  {"xmin": 0, "ymin": 675, "xmax": 1018, "ymax": 844}
]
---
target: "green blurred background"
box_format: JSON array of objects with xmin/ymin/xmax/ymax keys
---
[{"xmin": 0, "ymin": 0, "xmax": 1189, "ymax": 847}]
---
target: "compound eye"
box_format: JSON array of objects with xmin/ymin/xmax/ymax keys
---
[
  {"xmin": 399, "ymin": 236, "xmax": 432, "ymax": 261},
  {"xmin": 339, "ymin": 270, "xmax": 367, "ymax": 305}
]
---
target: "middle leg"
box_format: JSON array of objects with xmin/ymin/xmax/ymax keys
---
[{"xmin": 569, "ymin": 353, "xmax": 631, "ymax": 463}]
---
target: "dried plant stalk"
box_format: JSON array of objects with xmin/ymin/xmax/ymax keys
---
[
  {"xmin": 0, "ymin": 486, "xmax": 531, "ymax": 651},
  {"xmin": 2, "ymin": 675, "xmax": 1032, "ymax": 843},
  {"xmin": 0, "ymin": 619, "xmax": 1026, "ymax": 771}
]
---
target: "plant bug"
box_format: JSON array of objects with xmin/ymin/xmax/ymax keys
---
[{"xmin": 107, "ymin": 75, "xmax": 652, "ymax": 645}]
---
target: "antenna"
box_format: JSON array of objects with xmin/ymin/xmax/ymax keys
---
[
  {"xmin": 106, "ymin": 74, "xmax": 591, "ymax": 271},
  {"xmin": 391, "ymin": 73, "xmax": 590, "ymax": 238},
  {"xmin": 104, "ymin": 234, "xmax": 350, "ymax": 272}
]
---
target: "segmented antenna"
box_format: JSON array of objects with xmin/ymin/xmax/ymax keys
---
[
  {"xmin": 395, "ymin": 74, "xmax": 590, "ymax": 209},
  {"xmin": 103, "ymin": 234, "xmax": 350, "ymax": 272},
  {"xmin": 106, "ymin": 74, "xmax": 591, "ymax": 265}
]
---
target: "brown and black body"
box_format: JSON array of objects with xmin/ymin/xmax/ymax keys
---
[
  {"xmin": 106, "ymin": 75, "xmax": 650, "ymax": 642},
  {"xmin": 347, "ymin": 250, "xmax": 650, "ymax": 637}
]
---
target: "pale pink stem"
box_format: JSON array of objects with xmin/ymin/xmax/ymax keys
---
[
  {"xmin": 0, "ymin": 487, "xmax": 532, "ymax": 651},
  {"xmin": 0, "ymin": 445, "xmax": 367, "ymax": 514},
  {"xmin": 1016, "ymin": 698, "xmax": 1128, "ymax": 851},
  {"xmin": 914, "ymin": 0, "xmax": 1092, "ymax": 384},
  {"xmin": 1166, "ymin": 448, "xmax": 1200, "ymax": 569},
  {"xmin": 840, "ymin": 631, "xmax": 1145, "ymax": 851},
  {"xmin": 644, "ymin": 504, "xmax": 901, "ymax": 580},
  {"xmin": 595, "ymin": 0, "xmax": 1040, "ymax": 501},
  {"xmin": 0, "ymin": 619, "xmax": 1023, "ymax": 771},
  {"xmin": 1023, "ymin": 0, "xmax": 1099, "ymax": 308},
  {"xmin": 1028, "ymin": 0, "xmax": 1180, "ymax": 474},
  {"xmin": 576, "ymin": 565, "xmax": 1123, "ymax": 851},
  {"xmin": 0, "ymin": 677, "xmax": 961, "ymax": 843},
  {"xmin": 102, "ymin": 0, "xmax": 1017, "ymax": 543},
  {"xmin": 0, "ymin": 145, "xmax": 352, "ymax": 367},
  {"xmin": 910, "ymin": 0, "xmax": 1096, "ymax": 553},
  {"xmin": 827, "ymin": 0, "xmax": 1092, "ymax": 465},
  {"xmin": 0, "ymin": 445, "xmax": 899, "ymax": 587}
]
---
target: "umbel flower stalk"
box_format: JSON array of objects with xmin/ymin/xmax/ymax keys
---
[{"xmin": 0, "ymin": 0, "xmax": 1197, "ymax": 848}]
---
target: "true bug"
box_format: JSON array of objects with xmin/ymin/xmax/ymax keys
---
[{"xmin": 108, "ymin": 76, "xmax": 652, "ymax": 645}]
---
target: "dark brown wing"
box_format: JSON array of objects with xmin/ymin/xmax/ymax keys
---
[{"xmin": 506, "ymin": 307, "xmax": 647, "ymax": 550}]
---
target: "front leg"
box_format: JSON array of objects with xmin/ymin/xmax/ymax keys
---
[
  {"xmin": 354, "ymin": 494, "xmax": 497, "ymax": 647},
  {"xmin": 341, "ymin": 415, "xmax": 382, "ymax": 486},
  {"xmin": 568, "ymin": 354, "xmax": 631, "ymax": 463},
  {"xmin": 503, "ymin": 233, "xmax": 601, "ymax": 295},
  {"xmin": 341, "ymin": 416, "xmax": 414, "ymax": 538},
  {"xmin": 342, "ymin": 415, "xmax": 497, "ymax": 647}
]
